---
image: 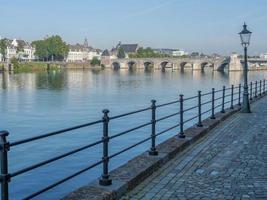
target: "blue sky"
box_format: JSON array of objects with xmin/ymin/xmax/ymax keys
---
[{"xmin": 1, "ymin": 0, "xmax": 267, "ymax": 55}]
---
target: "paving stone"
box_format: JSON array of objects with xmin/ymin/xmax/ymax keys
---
[{"xmin": 121, "ymin": 96, "xmax": 267, "ymax": 200}]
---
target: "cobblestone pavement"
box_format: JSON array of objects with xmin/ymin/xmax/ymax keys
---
[{"xmin": 121, "ymin": 97, "xmax": 267, "ymax": 200}]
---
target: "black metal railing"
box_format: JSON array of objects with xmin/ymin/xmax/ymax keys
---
[{"xmin": 0, "ymin": 79, "xmax": 266, "ymax": 200}]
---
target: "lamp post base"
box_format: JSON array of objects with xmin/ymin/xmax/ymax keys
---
[{"xmin": 241, "ymin": 93, "xmax": 251, "ymax": 113}]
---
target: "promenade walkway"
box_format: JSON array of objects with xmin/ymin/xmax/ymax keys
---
[{"xmin": 121, "ymin": 96, "xmax": 267, "ymax": 200}]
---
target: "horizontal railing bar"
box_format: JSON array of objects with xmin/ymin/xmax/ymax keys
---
[
  {"xmin": 109, "ymin": 122, "xmax": 152, "ymax": 140},
  {"xmin": 10, "ymin": 119, "xmax": 104, "ymax": 147},
  {"xmin": 233, "ymin": 97, "xmax": 240, "ymax": 101},
  {"xmin": 156, "ymin": 100, "xmax": 180, "ymax": 108},
  {"xmin": 10, "ymin": 139, "xmax": 103, "ymax": 178},
  {"xmin": 183, "ymin": 95, "xmax": 198, "ymax": 101},
  {"xmin": 224, "ymin": 93, "xmax": 232, "ymax": 98},
  {"xmin": 22, "ymin": 160, "xmax": 103, "ymax": 200},
  {"xmin": 109, "ymin": 107, "xmax": 151, "ymax": 120},
  {"xmin": 214, "ymin": 89, "xmax": 224, "ymax": 93},
  {"xmin": 183, "ymin": 115, "xmax": 199, "ymax": 124},
  {"xmin": 183, "ymin": 105, "xmax": 198, "ymax": 112},
  {"xmin": 214, "ymin": 104, "xmax": 222, "ymax": 109},
  {"xmin": 201, "ymin": 100, "xmax": 213, "ymax": 106},
  {"xmin": 214, "ymin": 96, "xmax": 223, "ymax": 101},
  {"xmin": 224, "ymin": 100, "xmax": 231, "ymax": 105},
  {"xmin": 155, "ymin": 123, "xmax": 180, "ymax": 137},
  {"xmin": 156, "ymin": 112, "xmax": 180, "ymax": 122},
  {"xmin": 201, "ymin": 91, "xmax": 212, "ymax": 96},
  {"xmin": 109, "ymin": 136, "xmax": 151, "ymax": 159},
  {"xmin": 201, "ymin": 108, "xmax": 212, "ymax": 115}
]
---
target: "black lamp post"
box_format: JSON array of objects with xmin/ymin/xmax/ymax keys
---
[{"xmin": 239, "ymin": 22, "xmax": 252, "ymax": 113}]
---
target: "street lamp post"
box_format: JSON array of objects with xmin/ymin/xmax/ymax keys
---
[{"xmin": 239, "ymin": 23, "xmax": 252, "ymax": 113}]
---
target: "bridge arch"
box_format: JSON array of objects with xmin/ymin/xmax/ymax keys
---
[
  {"xmin": 112, "ymin": 62, "xmax": 121, "ymax": 70},
  {"xmin": 144, "ymin": 61, "xmax": 154, "ymax": 71},
  {"xmin": 160, "ymin": 61, "xmax": 173, "ymax": 71},
  {"xmin": 216, "ymin": 63, "xmax": 229, "ymax": 71},
  {"xmin": 180, "ymin": 62, "xmax": 193, "ymax": 70},
  {"xmin": 200, "ymin": 62, "xmax": 214, "ymax": 71},
  {"xmin": 128, "ymin": 61, "xmax": 137, "ymax": 71}
]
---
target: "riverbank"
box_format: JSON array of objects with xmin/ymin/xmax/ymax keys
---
[{"xmin": 12, "ymin": 62, "xmax": 61, "ymax": 72}]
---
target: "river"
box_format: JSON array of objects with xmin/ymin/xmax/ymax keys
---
[{"xmin": 1, "ymin": 68, "xmax": 267, "ymax": 199}]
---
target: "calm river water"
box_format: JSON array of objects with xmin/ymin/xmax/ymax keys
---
[{"xmin": 1, "ymin": 68, "xmax": 267, "ymax": 199}]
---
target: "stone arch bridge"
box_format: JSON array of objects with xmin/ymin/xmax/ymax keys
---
[{"xmin": 105, "ymin": 57, "xmax": 229, "ymax": 71}]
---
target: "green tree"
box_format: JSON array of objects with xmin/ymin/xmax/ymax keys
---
[
  {"xmin": 90, "ymin": 57, "xmax": 100, "ymax": 66},
  {"xmin": 10, "ymin": 57, "xmax": 19, "ymax": 69},
  {"xmin": 130, "ymin": 47, "xmax": 166, "ymax": 58},
  {"xmin": 0, "ymin": 39, "xmax": 7, "ymax": 60},
  {"xmin": 32, "ymin": 35, "xmax": 69, "ymax": 61},
  {"xmin": 117, "ymin": 47, "xmax": 126, "ymax": 58}
]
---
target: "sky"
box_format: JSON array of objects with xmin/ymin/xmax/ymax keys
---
[{"xmin": 1, "ymin": 0, "xmax": 267, "ymax": 55}]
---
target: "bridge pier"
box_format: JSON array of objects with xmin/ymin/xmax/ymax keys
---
[{"xmin": 228, "ymin": 53, "xmax": 243, "ymax": 71}]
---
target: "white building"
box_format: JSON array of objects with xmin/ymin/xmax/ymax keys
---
[
  {"xmin": 2, "ymin": 39, "xmax": 35, "ymax": 61},
  {"xmin": 66, "ymin": 43, "xmax": 101, "ymax": 62},
  {"xmin": 153, "ymin": 48, "xmax": 188, "ymax": 57},
  {"xmin": 260, "ymin": 53, "xmax": 267, "ymax": 59},
  {"xmin": 21, "ymin": 45, "xmax": 35, "ymax": 60},
  {"xmin": 172, "ymin": 50, "xmax": 188, "ymax": 57},
  {"xmin": 66, "ymin": 44, "xmax": 87, "ymax": 62},
  {"xmin": 6, "ymin": 45, "xmax": 17, "ymax": 60}
]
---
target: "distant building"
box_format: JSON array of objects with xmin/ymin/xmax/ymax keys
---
[
  {"xmin": 6, "ymin": 44, "xmax": 17, "ymax": 60},
  {"xmin": 109, "ymin": 42, "xmax": 139, "ymax": 58},
  {"xmin": 66, "ymin": 38, "xmax": 101, "ymax": 62},
  {"xmin": 117, "ymin": 42, "xmax": 139, "ymax": 54},
  {"xmin": 1, "ymin": 38, "xmax": 35, "ymax": 61},
  {"xmin": 260, "ymin": 53, "xmax": 267, "ymax": 59},
  {"xmin": 16, "ymin": 39, "xmax": 36, "ymax": 61},
  {"xmin": 101, "ymin": 49, "xmax": 112, "ymax": 66},
  {"xmin": 153, "ymin": 48, "xmax": 188, "ymax": 57}
]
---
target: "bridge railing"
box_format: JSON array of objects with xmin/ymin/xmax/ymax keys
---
[{"xmin": 0, "ymin": 79, "xmax": 266, "ymax": 200}]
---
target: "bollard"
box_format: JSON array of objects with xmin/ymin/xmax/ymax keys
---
[
  {"xmin": 149, "ymin": 100, "xmax": 158, "ymax": 155},
  {"xmin": 197, "ymin": 91, "xmax": 203, "ymax": 127},
  {"xmin": 179, "ymin": 95, "xmax": 185, "ymax": 138},
  {"xmin": 210, "ymin": 88, "xmax": 215, "ymax": 119},
  {"xmin": 99, "ymin": 110, "xmax": 112, "ymax": 186},
  {"xmin": 221, "ymin": 86, "xmax": 225, "ymax": 113},
  {"xmin": 0, "ymin": 131, "xmax": 10, "ymax": 200},
  {"xmin": 230, "ymin": 85, "xmax": 234, "ymax": 109}
]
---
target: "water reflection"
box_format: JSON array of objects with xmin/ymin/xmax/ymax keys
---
[
  {"xmin": 1, "ymin": 69, "xmax": 267, "ymax": 199},
  {"xmin": 1, "ymin": 69, "xmax": 267, "ymax": 94}
]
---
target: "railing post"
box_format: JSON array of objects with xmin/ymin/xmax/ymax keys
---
[
  {"xmin": 230, "ymin": 85, "xmax": 234, "ymax": 109},
  {"xmin": 99, "ymin": 109, "xmax": 112, "ymax": 186},
  {"xmin": 255, "ymin": 81, "xmax": 257, "ymax": 98},
  {"xmin": 210, "ymin": 88, "xmax": 215, "ymax": 119},
  {"xmin": 264, "ymin": 79, "xmax": 266, "ymax": 94},
  {"xmin": 179, "ymin": 95, "xmax": 185, "ymax": 138},
  {"xmin": 149, "ymin": 100, "xmax": 158, "ymax": 156},
  {"xmin": 197, "ymin": 91, "xmax": 203, "ymax": 127},
  {"xmin": 0, "ymin": 131, "xmax": 10, "ymax": 200},
  {"xmin": 250, "ymin": 82, "xmax": 253, "ymax": 100},
  {"xmin": 259, "ymin": 80, "xmax": 262, "ymax": 96},
  {"xmin": 221, "ymin": 86, "xmax": 225, "ymax": 113},
  {"xmin": 241, "ymin": 83, "xmax": 243, "ymax": 106}
]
